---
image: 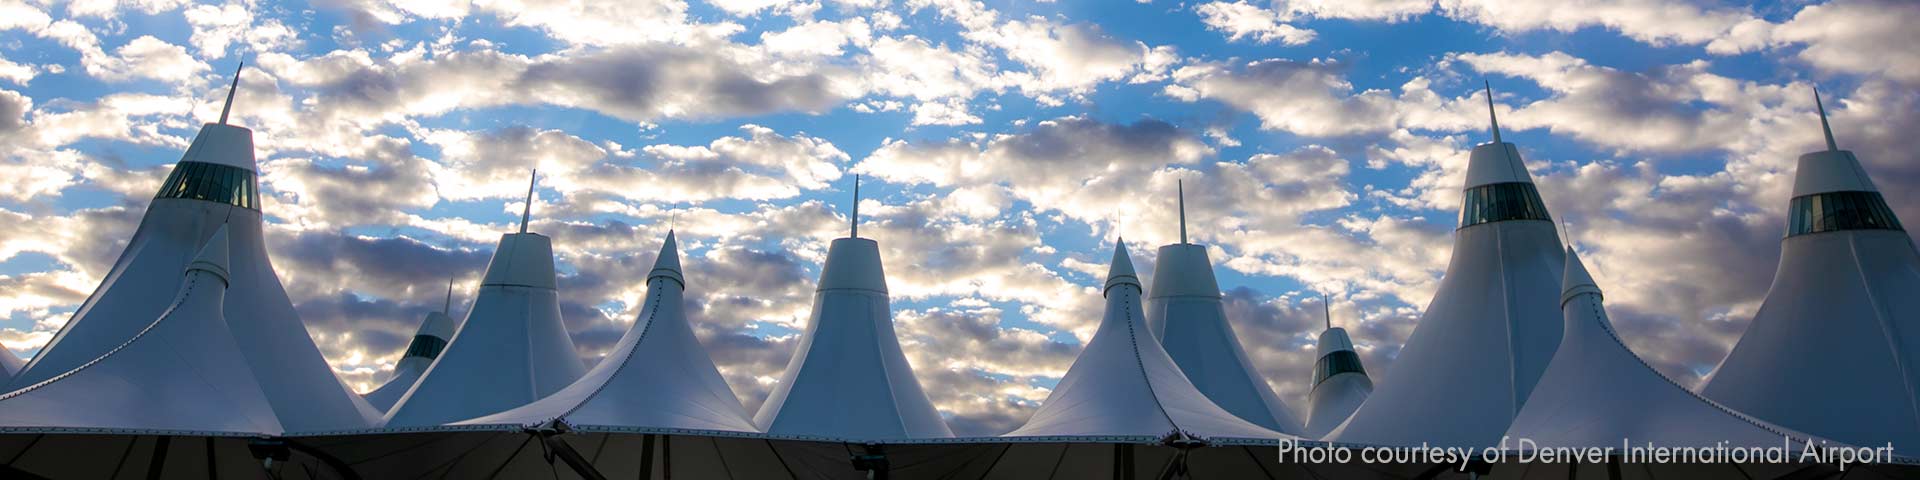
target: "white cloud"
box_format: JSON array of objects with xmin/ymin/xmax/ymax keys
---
[
  {"xmin": 910, "ymin": 98, "xmax": 981, "ymax": 126},
  {"xmin": 1195, "ymin": 1, "xmax": 1317, "ymax": 46},
  {"xmin": 1767, "ymin": 0, "xmax": 1920, "ymax": 85},
  {"xmin": 183, "ymin": 2, "xmax": 300, "ymax": 58}
]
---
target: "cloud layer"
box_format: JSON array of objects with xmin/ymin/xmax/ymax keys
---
[{"xmin": 1, "ymin": 0, "xmax": 1916, "ymax": 435}]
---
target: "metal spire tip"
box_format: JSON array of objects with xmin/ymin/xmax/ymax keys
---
[
  {"xmin": 1484, "ymin": 80, "xmax": 1502, "ymax": 144},
  {"xmin": 219, "ymin": 61, "xmax": 244, "ymax": 125},
  {"xmin": 1814, "ymin": 87, "xmax": 1839, "ymax": 152},
  {"xmin": 519, "ymin": 169, "xmax": 537, "ymax": 234}
]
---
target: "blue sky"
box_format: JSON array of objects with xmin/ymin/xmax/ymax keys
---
[{"xmin": 2, "ymin": 0, "xmax": 1917, "ymax": 435}]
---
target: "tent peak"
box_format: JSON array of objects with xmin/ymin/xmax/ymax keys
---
[
  {"xmin": 187, "ymin": 224, "xmax": 232, "ymax": 285},
  {"xmin": 1104, "ymin": 239, "xmax": 1140, "ymax": 297},
  {"xmin": 649, "ymin": 230, "xmax": 684, "ymax": 287}
]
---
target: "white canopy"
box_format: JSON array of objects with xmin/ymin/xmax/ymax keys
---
[
  {"xmin": 0, "ymin": 226, "xmax": 283, "ymax": 435},
  {"xmin": 754, "ymin": 234, "xmax": 952, "ymax": 440},
  {"xmin": 1507, "ymin": 248, "xmax": 1828, "ymax": 449},
  {"xmin": 385, "ymin": 230, "xmax": 587, "ymax": 427},
  {"xmin": 0, "ymin": 345, "xmax": 22, "ymax": 381},
  {"xmin": 1006, "ymin": 240, "xmax": 1287, "ymax": 442},
  {"xmin": 1305, "ymin": 324, "xmax": 1372, "ymax": 438},
  {"xmin": 1150, "ymin": 241, "xmax": 1305, "ymax": 435},
  {"xmin": 1701, "ymin": 92, "xmax": 1920, "ymax": 455},
  {"xmin": 1328, "ymin": 89, "xmax": 1565, "ymax": 448},
  {"xmin": 363, "ymin": 295, "xmax": 458, "ymax": 412},
  {"xmin": 12, "ymin": 78, "xmax": 380, "ymax": 431},
  {"xmin": 458, "ymin": 231, "xmax": 759, "ymax": 434}
]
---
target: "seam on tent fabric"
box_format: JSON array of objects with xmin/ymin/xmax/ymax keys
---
[
  {"xmin": 1497, "ymin": 229, "xmax": 1519, "ymax": 418},
  {"xmin": 1119, "ymin": 286, "xmax": 1183, "ymax": 439},
  {"xmin": 554, "ymin": 276, "xmax": 670, "ymax": 423},
  {"xmin": 875, "ymin": 293, "xmax": 913, "ymax": 437},
  {"xmin": 1583, "ymin": 287, "xmax": 1799, "ymax": 440},
  {"xmin": 1850, "ymin": 235, "xmax": 1920, "ymax": 434},
  {"xmin": 0, "ymin": 276, "xmax": 204, "ymax": 402}
]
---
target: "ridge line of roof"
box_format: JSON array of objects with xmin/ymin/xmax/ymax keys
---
[{"xmin": 555, "ymin": 275, "xmax": 677, "ymax": 425}]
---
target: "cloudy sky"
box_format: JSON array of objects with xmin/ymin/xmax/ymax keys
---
[{"xmin": 2, "ymin": 0, "xmax": 1917, "ymax": 435}]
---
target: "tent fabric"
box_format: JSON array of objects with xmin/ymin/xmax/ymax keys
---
[
  {"xmin": 1006, "ymin": 241, "xmax": 1287, "ymax": 443},
  {"xmin": 363, "ymin": 310, "xmax": 456, "ymax": 412},
  {"xmin": 1506, "ymin": 249, "xmax": 1829, "ymax": 449},
  {"xmin": 1702, "ymin": 148, "xmax": 1920, "ymax": 456},
  {"xmin": 1149, "ymin": 243, "xmax": 1306, "ymax": 435},
  {"xmin": 0, "ymin": 346, "xmax": 23, "ymax": 381},
  {"xmin": 754, "ymin": 237, "xmax": 952, "ymax": 440},
  {"xmin": 385, "ymin": 232, "xmax": 587, "ymax": 428},
  {"xmin": 1328, "ymin": 140, "xmax": 1565, "ymax": 448},
  {"xmin": 458, "ymin": 231, "xmax": 759, "ymax": 434},
  {"xmin": 1304, "ymin": 327, "xmax": 1372, "ymax": 438},
  {"xmin": 10, "ymin": 122, "xmax": 380, "ymax": 433},
  {"xmin": 0, "ymin": 227, "xmax": 282, "ymax": 435}
]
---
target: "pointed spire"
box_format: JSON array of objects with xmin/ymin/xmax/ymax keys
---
[
  {"xmin": 219, "ymin": 61, "xmax": 243, "ymax": 125},
  {"xmin": 649, "ymin": 230, "xmax": 684, "ymax": 287},
  {"xmin": 1814, "ymin": 87, "xmax": 1839, "ymax": 152},
  {"xmin": 1178, "ymin": 179, "xmax": 1188, "ymax": 245},
  {"xmin": 1323, "ymin": 295, "xmax": 1332, "ymax": 330},
  {"xmin": 1484, "ymin": 80, "xmax": 1502, "ymax": 144},
  {"xmin": 1561, "ymin": 247, "xmax": 1601, "ymax": 305},
  {"xmin": 1104, "ymin": 238, "xmax": 1141, "ymax": 297},
  {"xmin": 850, "ymin": 174, "xmax": 860, "ymax": 239},
  {"xmin": 519, "ymin": 169, "xmax": 537, "ymax": 234},
  {"xmin": 443, "ymin": 275, "xmax": 455, "ymax": 314},
  {"xmin": 187, "ymin": 224, "xmax": 233, "ymax": 285}
]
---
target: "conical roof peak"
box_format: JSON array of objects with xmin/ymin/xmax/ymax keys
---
[
  {"xmin": 1560, "ymin": 247, "xmax": 1602, "ymax": 306},
  {"xmin": 186, "ymin": 224, "xmax": 231, "ymax": 285},
  {"xmin": 1104, "ymin": 239, "xmax": 1140, "ymax": 296},
  {"xmin": 1790, "ymin": 89, "xmax": 1880, "ymax": 197},
  {"xmin": 648, "ymin": 230, "xmax": 684, "ymax": 288}
]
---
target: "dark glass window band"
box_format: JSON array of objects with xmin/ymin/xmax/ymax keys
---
[
  {"xmin": 1313, "ymin": 350, "xmax": 1367, "ymax": 386},
  {"xmin": 154, "ymin": 161, "xmax": 258, "ymax": 210},
  {"xmin": 1458, "ymin": 182, "xmax": 1551, "ymax": 229},
  {"xmin": 1788, "ymin": 191, "xmax": 1905, "ymax": 237},
  {"xmin": 403, "ymin": 335, "xmax": 448, "ymax": 360}
]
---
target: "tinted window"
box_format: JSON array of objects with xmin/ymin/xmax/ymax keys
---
[
  {"xmin": 404, "ymin": 335, "xmax": 448, "ymax": 360},
  {"xmin": 154, "ymin": 161, "xmax": 257, "ymax": 209},
  {"xmin": 1788, "ymin": 191, "xmax": 1904, "ymax": 237},
  {"xmin": 1313, "ymin": 350, "xmax": 1367, "ymax": 386},
  {"xmin": 1458, "ymin": 182, "xmax": 1551, "ymax": 229}
]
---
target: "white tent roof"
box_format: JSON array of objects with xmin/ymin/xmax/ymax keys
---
[
  {"xmin": 0, "ymin": 226, "xmax": 283, "ymax": 435},
  {"xmin": 1507, "ymin": 248, "xmax": 1829, "ymax": 449},
  {"xmin": 754, "ymin": 234, "xmax": 953, "ymax": 440},
  {"xmin": 1328, "ymin": 89, "xmax": 1565, "ymax": 447},
  {"xmin": 364, "ymin": 293, "xmax": 458, "ymax": 412},
  {"xmin": 1700, "ymin": 92, "xmax": 1920, "ymax": 455},
  {"xmin": 11, "ymin": 74, "xmax": 379, "ymax": 432},
  {"xmin": 385, "ymin": 227, "xmax": 587, "ymax": 427},
  {"xmin": 1305, "ymin": 323, "xmax": 1372, "ymax": 438},
  {"xmin": 458, "ymin": 231, "xmax": 759, "ymax": 434},
  {"xmin": 0, "ymin": 345, "xmax": 22, "ymax": 381},
  {"xmin": 756, "ymin": 179, "xmax": 951, "ymax": 440},
  {"xmin": 1006, "ymin": 240, "xmax": 1287, "ymax": 442},
  {"xmin": 1149, "ymin": 238, "xmax": 1304, "ymax": 435}
]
